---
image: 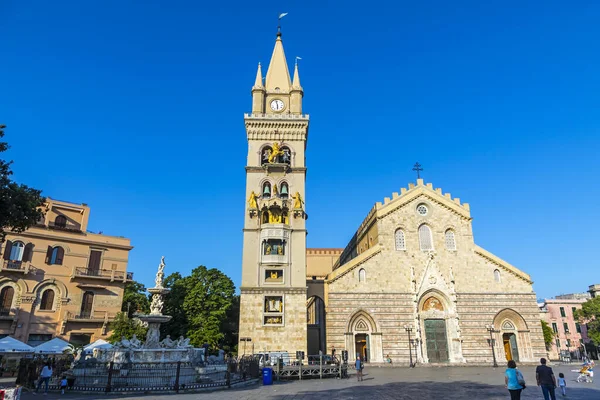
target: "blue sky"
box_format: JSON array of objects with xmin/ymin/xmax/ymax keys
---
[{"xmin": 1, "ymin": 1, "xmax": 599, "ymax": 299}]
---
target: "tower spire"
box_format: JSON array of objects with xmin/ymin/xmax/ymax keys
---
[
  {"xmin": 253, "ymin": 62, "xmax": 263, "ymax": 88},
  {"xmin": 292, "ymin": 60, "xmax": 301, "ymax": 88},
  {"xmin": 265, "ymin": 28, "xmax": 292, "ymax": 91}
]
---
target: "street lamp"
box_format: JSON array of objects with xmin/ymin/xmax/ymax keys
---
[
  {"xmin": 410, "ymin": 338, "xmax": 419, "ymax": 367},
  {"xmin": 485, "ymin": 325, "xmax": 498, "ymax": 368},
  {"xmin": 240, "ymin": 337, "xmax": 252, "ymax": 355},
  {"xmin": 405, "ymin": 325, "xmax": 414, "ymax": 368}
]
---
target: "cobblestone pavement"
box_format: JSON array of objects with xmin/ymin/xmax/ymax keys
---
[{"xmin": 18, "ymin": 365, "xmax": 600, "ymax": 400}]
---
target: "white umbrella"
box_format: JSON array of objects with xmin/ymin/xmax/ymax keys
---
[
  {"xmin": 83, "ymin": 339, "xmax": 112, "ymax": 353},
  {"xmin": 0, "ymin": 336, "xmax": 34, "ymax": 353},
  {"xmin": 34, "ymin": 337, "xmax": 70, "ymax": 354}
]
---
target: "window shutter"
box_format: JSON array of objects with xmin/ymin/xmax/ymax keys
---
[
  {"xmin": 0, "ymin": 287, "xmax": 14, "ymax": 310},
  {"xmin": 55, "ymin": 247, "xmax": 65, "ymax": 265},
  {"xmin": 88, "ymin": 250, "xmax": 101, "ymax": 272},
  {"xmin": 81, "ymin": 291, "xmax": 94, "ymax": 316},
  {"xmin": 3, "ymin": 241, "xmax": 13, "ymax": 260},
  {"xmin": 41, "ymin": 290, "xmax": 55, "ymax": 310},
  {"xmin": 45, "ymin": 246, "xmax": 53, "ymax": 264},
  {"xmin": 23, "ymin": 243, "xmax": 34, "ymax": 262}
]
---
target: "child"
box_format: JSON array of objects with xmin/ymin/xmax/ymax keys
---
[
  {"xmin": 558, "ymin": 372, "xmax": 566, "ymax": 396},
  {"xmin": 60, "ymin": 376, "xmax": 68, "ymax": 394}
]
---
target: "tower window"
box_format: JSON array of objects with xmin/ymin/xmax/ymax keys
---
[
  {"xmin": 358, "ymin": 268, "xmax": 366, "ymax": 282},
  {"xmin": 445, "ymin": 230, "xmax": 456, "ymax": 251},
  {"xmin": 395, "ymin": 229, "xmax": 406, "ymax": 251},
  {"xmin": 418, "ymin": 224, "xmax": 434, "ymax": 251},
  {"xmin": 280, "ymin": 182, "xmax": 289, "ymax": 198},
  {"xmin": 261, "ymin": 146, "xmax": 273, "ymax": 165},
  {"xmin": 264, "ymin": 295, "xmax": 284, "ymax": 325},
  {"xmin": 264, "ymin": 239, "xmax": 285, "ymax": 255},
  {"xmin": 262, "ymin": 182, "xmax": 271, "ymax": 198},
  {"xmin": 494, "ymin": 269, "xmax": 501, "ymax": 282},
  {"xmin": 279, "ymin": 147, "xmax": 291, "ymax": 165},
  {"xmin": 54, "ymin": 215, "xmax": 67, "ymax": 228}
]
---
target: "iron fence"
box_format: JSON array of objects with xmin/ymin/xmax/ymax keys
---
[{"xmin": 17, "ymin": 357, "xmax": 260, "ymax": 393}]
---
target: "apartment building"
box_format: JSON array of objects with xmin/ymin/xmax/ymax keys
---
[{"xmin": 0, "ymin": 198, "xmax": 132, "ymax": 346}]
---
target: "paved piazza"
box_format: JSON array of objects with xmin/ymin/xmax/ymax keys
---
[{"xmin": 17, "ymin": 365, "xmax": 600, "ymax": 399}]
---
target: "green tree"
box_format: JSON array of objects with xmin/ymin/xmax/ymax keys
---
[
  {"xmin": 122, "ymin": 281, "xmax": 150, "ymax": 317},
  {"xmin": 575, "ymin": 297, "xmax": 600, "ymax": 344},
  {"xmin": 161, "ymin": 272, "xmax": 189, "ymax": 339},
  {"xmin": 161, "ymin": 266, "xmax": 236, "ymax": 349},
  {"xmin": 108, "ymin": 312, "xmax": 148, "ymax": 343},
  {"xmin": 541, "ymin": 320, "xmax": 555, "ymax": 350},
  {"xmin": 221, "ymin": 294, "xmax": 239, "ymax": 354},
  {"xmin": 0, "ymin": 125, "xmax": 45, "ymax": 242},
  {"xmin": 183, "ymin": 266, "xmax": 236, "ymax": 348}
]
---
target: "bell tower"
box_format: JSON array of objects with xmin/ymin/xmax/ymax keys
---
[{"xmin": 239, "ymin": 28, "xmax": 309, "ymax": 355}]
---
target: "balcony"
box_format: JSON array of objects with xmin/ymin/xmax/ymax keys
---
[
  {"xmin": 1, "ymin": 260, "xmax": 30, "ymax": 274},
  {"xmin": 262, "ymin": 254, "xmax": 288, "ymax": 265},
  {"xmin": 72, "ymin": 267, "xmax": 130, "ymax": 282},
  {"xmin": 48, "ymin": 221, "xmax": 82, "ymax": 233},
  {"xmin": 65, "ymin": 310, "xmax": 113, "ymax": 323},
  {"xmin": 0, "ymin": 307, "xmax": 17, "ymax": 320}
]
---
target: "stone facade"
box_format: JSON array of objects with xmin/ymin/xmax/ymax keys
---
[
  {"xmin": 316, "ymin": 180, "xmax": 546, "ymax": 364},
  {"xmin": 238, "ymin": 29, "xmax": 308, "ymax": 354},
  {"xmin": 0, "ymin": 198, "xmax": 132, "ymax": 346}
]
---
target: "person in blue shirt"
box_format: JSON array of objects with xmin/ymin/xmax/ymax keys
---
[
  {"xmin": 355, "ymin": 356, "xmax": 363, "ymax": 381},
  {"xmin": 505, "ymin": 360, "xmax": 524, "ymax": 400}
]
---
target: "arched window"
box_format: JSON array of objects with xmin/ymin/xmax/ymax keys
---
[
  {"xmin": 46, "ymin": 246, "xmax": 65, "ymax": 265},
  {"xmin": 0, "ymin": 286, "xmax": 15, "ymax": 314},
  {"xmin": 395, "ymin": 229, "xmax": 406, "ymax": 251},
  {"xmin": 280, "ymin": 182, "xmax": 289, "ymax": 198},
  {"xmin": 280, "ymin": 146, "xmax": 291, "ymax": 165},
  {"xmin": 262, "ymin": 210, "xmax": 270, "ymax": 224},
  {"xmin": 445, "ymin": 230, "xmax": 456, "ymax": 251},
  {"xmin": 80, "ymin": 291, "xmax": 94, "ymax": 318},
  {"xmin": 9, "ymin": 241, "xmax": 25, "ymax": 261},
  {"xmin": 54, "ymin": 215, "xmax": 67, "ymax": 228},
  {"xmin": 262, "ymin": 182, "xmax": 271, "ymax": 198},
  {"xmin": 494, "ymin": 269, "xmax": 501, "ymax": 283},
  {"xmin": 261, "ymin": 146, "xmax": 273, "ymax": 165},
  {"xmin": 40, "ymin": 289, "xmax": 55, "ymax": 311},
  {"xmin": 418, "ymin": 224, "xmax": 434, "ymax": 251},
  {"xmin": 358, "ymin": 268, "xmax": 366, "ymax": 282}
]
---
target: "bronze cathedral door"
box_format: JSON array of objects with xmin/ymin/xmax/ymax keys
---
[{"xmin": 424, "ymin": 319, "xmax": 449, "ymax": 363}]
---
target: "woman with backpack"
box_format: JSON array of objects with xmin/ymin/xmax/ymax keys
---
[{"xmin": 504, "ymin": 360, "xmax": 525, "ymax": 400}]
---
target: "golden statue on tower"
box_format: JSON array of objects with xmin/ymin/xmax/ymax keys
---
[{"xmin": 268, "ymin": 142, "xmax": 284, "ymax": 163}]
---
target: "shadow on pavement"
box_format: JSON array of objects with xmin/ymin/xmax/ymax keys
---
[{"xmin": 266, "ymin": 380, "xmax": 600, "ymax": 400}]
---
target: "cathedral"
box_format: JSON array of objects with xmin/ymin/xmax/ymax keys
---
[{"xmin": 238, "ymin": 30, "xmax": 546, "ymax": 365}]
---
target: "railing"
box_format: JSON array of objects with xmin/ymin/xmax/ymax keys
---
[
  {"xmin": 252, "ymin": 352, "xmax": 346, "ymax": 380},
  {"xmin": 74, "ymin": 267, "xmax": 127, "ymax": 281},
  {"xmin": 244, "ymin": 113, "xmax": 309, "ymax": 120},
  {"xmin": 2, "ymin": 260, "xmax": 26, "ymax": 271},
  {"xmin": 261, "ymin": 254, "xmax": 287, "ymax": 265},
  {"xmin": 0, "ymin": 307, "xmax": 12, "ymax": 317},
  {"xmin": 17, "ymin": 358, "xmax": 260, "ymax": 393},
  {"xmin": 48, "ymin": 221, "xmax": 82, "ymax": 232},
  {"xmin": 66, "ymin": 311, "xmax": 111, "ymax": 321}
]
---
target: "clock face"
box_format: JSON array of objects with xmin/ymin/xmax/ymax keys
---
[{"xmin": 270, "ymin": 99, "xmax": 285, "ymax": 112}]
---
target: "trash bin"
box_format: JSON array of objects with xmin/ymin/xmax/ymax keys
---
[{"xmin": 262, "ymin": 367, "xmax": 273, "ymax": 385}]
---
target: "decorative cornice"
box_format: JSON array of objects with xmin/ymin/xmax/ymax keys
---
[
  {"xmin": 240, "ymin": 286, "xmax": 307, "ymax": 295},
  {"xmin": 474, "ymin": 246, "xmax": 532, "ymax": 284},
  {"xmin": 326, "ymin": 245, "xmax": 382, "ymax": 284}
]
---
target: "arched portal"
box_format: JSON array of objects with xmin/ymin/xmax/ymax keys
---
[
  {"xmin": 492, "ymin": 309, "xmax": 532, "ymax": 362},
  {"xmin": 344, "ymin": 310, "xmax": 383, "ymax": 363},
  {"xmin": 307, "ymin": 296, "xmax": 326, "ymax": 355}
]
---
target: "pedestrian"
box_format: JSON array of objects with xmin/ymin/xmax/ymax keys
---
[
  {"xmin": 557, "ymin": 373, "xmax": 566, "ymax": 397},
  {"xmin": 332, "ymin": 346, "xmax": 336, "ymax": 358},
  {"xmin": 504, "ymin": 360, "xmax": 524, "ymax": 400},
  {"xmin": 34, "ymin": 362, "xmax": 53, "ymax": 395},
  {"xmin": 536, "ymin": 358, "xmax": 557, "ymax": 400},
  {"xmin": 60, "ymin": 376, "xmax": 68, "ymax": 394},
  {"xmin": 355, "ymin": 356, "xmax": 363, "ymax": 381}
]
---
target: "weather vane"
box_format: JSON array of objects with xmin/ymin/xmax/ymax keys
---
[{"xmin": 412, "ymin": 162, "xmax": 423, "ymax": 179}]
